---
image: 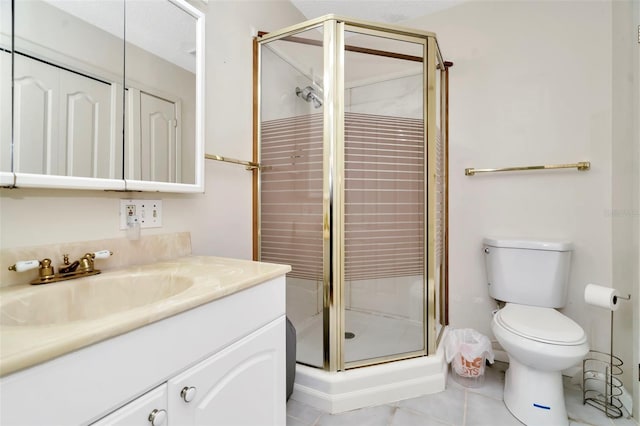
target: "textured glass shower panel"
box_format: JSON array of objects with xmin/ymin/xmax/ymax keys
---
[
  {"xmin": 258, "ymin": 28, "xmax": 325, "ymax": 368},
  {"xmin": 343, "ymin": 30, "xmax": 426, "ymax": 364}
]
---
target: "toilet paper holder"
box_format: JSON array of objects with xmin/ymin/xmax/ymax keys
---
[{"xmin": 582, "ymin": 294, "xmax": 630, "ymax": 419}]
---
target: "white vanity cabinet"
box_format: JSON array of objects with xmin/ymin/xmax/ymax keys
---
[
  {"xmin": 0, "ymin": 274, "xmax": 286, "ymax": 426},
  {"xmin": 92, "ymin": 317, "xmax": 285, "ymax": 426}
]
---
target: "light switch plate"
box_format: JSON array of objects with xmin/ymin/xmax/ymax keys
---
[{"xmin": 120, "ymin": 199, "xmax": 163, "ymax": 229}]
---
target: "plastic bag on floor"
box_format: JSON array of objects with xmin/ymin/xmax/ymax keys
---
[{"xmin": 445, "ymin": 328, "xmax": 494, "ymax": 379}]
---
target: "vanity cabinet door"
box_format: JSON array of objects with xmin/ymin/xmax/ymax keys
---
[
  {"xmin": 167, "ymin": 317, "xmax": 286, "ymax": 426},
  {"xmin": 91, "ymin": 384, "xmax": 168, "ymax": 426}
]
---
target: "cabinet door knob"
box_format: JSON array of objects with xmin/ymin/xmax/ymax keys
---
[
  {"xmin": 148, "ymin": 409, "xmax": 167, "ymax": 426},
  {"xmin": 180, "ymin": 386, "xmax": 197, "ymax": 403}
]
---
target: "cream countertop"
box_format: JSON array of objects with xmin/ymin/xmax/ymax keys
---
[{"xmin": 0, "ymin": 256, "xmax": 290, "ymax": 377}]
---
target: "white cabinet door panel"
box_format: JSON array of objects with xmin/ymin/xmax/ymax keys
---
[{"xmin": 168, "ymin": 317, "xmax": 286, "ymax": 426}]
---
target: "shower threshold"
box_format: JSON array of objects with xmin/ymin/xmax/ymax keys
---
[{"xmin": 291, "ymin": 326, "xmax": 448, "ymax": 414}]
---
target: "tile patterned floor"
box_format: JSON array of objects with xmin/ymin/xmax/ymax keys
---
[{"xmin": 287, "ymin": 361, "xmax": 638, "ymax": 426}]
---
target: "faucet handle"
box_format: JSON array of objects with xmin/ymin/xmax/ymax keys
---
[
  {"xmin": 8, "ymin": 259, "xmax": 41, "ymax": 272},
  {"xmin": 93, "ymin": 250, "xmax": 112, "ymax": 260},
  {"xmin": 77, "ymin": 250, "xmax": 112, "ymax": 273},
  {"xmin": 9, "ymin": 258, "xmax": 55, "ymax": 281}
]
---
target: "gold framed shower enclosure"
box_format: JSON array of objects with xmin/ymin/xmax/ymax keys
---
[{"xmin": 253, "ymin": 15, "xmax": 450, "ymax": 372}]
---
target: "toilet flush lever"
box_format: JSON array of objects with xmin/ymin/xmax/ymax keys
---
[{"xmin": 484, "ymin": 247, "xmax": 490, "ymax": 254}]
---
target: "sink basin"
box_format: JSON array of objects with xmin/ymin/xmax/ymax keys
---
[{"xmin": 1, "ymin": 273, "xmax": 194, "ymax": 326}]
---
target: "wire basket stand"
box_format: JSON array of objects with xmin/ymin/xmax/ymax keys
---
[
  {"xmin": 582, "ymin": 296, "xmax": 630, "ymax": 419},
  {"xmin": 583, "ymin": 349, "xmax": 624, "ymax": 418}
]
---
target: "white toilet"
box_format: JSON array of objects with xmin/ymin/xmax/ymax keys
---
[{"xmin": 483, "ymin": 238, "xmax": 589, "ymax": 426}]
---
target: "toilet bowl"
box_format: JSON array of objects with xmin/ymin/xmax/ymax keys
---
[
  {"xmin": 491, "ymin": 303, "xmax": 589, "ymax": 426},
  {"xmin": 482, "ymin": 238, "xmax": 589, "ymax": 426}
]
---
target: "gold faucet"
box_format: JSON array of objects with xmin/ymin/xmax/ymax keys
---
[{"xmin": 8, "ymin": 250, "xmax": 113, "ymax": 285}]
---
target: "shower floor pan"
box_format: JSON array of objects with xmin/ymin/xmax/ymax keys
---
[{"xmin": 296, "ymin": 309, "xmax": 424, "ymax": 366}]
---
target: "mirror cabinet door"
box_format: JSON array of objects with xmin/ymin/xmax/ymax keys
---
[
  {"xmin": 12, "ymin": 0, "xmax": 125, "ymax": 189},
  {"xmin": 1, "ymin": 0, "xmax": 12, "ymax": 185},
  {"xmin": 124, "ymin": 0, "xmax": 203, "ymax": 192},
  {"xmin": 6, "ymin": 0, "xmax": 202, "ymax": 191}
]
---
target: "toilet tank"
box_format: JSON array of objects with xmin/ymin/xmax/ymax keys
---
[{"xmin": 483, "ymin": 238, "xmax": 573, "ymax": 308}]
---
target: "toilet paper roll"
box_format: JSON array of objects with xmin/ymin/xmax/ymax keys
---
[{"xmin": 584, "ymin": 283, "xmax": 620, "ymax": 311}]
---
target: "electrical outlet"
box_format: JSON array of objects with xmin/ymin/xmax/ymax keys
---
[
  {"xmin": 120, "ymin": 199, "xmax": 163, "ymax": 230},
  {"xmin": 125, "ymin": 204, "xmax": 136, "ymax": 218}
]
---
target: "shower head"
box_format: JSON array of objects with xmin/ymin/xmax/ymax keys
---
[{"xmin": 295, "ymin": 86, "xmax": 323, "ymax": 109}]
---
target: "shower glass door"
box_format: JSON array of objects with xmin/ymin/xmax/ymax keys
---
[
  {"xmin": 258, "ymin": 26, "xmax": 325, "ymax": 368},
  {"xmin": 341, "ymin": 28, "xmax": 427, "ymax": 366},
  {"xmin": 257, "ymin": 16, "xmax": 447, "ymax": 372}
]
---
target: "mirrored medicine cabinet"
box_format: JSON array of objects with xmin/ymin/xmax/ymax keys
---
[{"xmin": 0, "ymin": 0, "xmax": 204, "ymax": 192}]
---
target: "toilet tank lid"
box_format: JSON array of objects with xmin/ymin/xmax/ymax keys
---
[{"xmin": 483, "ymin": 238, "xmax": 573, "ymax": 251}]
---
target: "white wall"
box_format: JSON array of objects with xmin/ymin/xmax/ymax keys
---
[
  {"xmin": 193, "ymin": 0, "xmax": 309, "ymax": 258},
  {"xmin": 404, "ymin": 0, "xmax": 616, "ymax": 363},
  {"xmin": 0, "ymin": 1, "xmax": 307, "ymax": 259}
]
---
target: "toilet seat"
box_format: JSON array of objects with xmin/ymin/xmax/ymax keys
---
[{"xmin": 495, "ymin": 303, "xmax": 586, "ymax": 345}]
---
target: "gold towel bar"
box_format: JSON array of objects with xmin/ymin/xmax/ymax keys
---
[
  {"xmin": 205, "ymin": 154, "xmax": 260, "ymax": 170},
  {"xmin": 465, "ymin": 161, "xmax": 590, "ymax": 176}
]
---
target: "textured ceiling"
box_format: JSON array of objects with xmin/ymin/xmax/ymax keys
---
[{"xmin": 289, "ymin": 0, "xmax": 464, "ymax": 24}]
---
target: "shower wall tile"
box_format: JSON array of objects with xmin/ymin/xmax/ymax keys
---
[
  {"xmin": 344, "ymin": 280, "xmax": 351, "ymax": 311},
  {"xmin": 288, "ymin": 277, "xmax": 317, "ymax": 291},
  {"xmin": 316, "ymin": 280, "xmax": 323, "ymax": 313},
  {"xmin": 347, "ymin": 74, "xmax": 423, "ymax": 119},
  {"xmin": 287, "ymin": 277, "xmax": 320, "ymax": 326},
  {"xmin": 349, "ymin": 275, "xmax": 423, "ymax": 321}
]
